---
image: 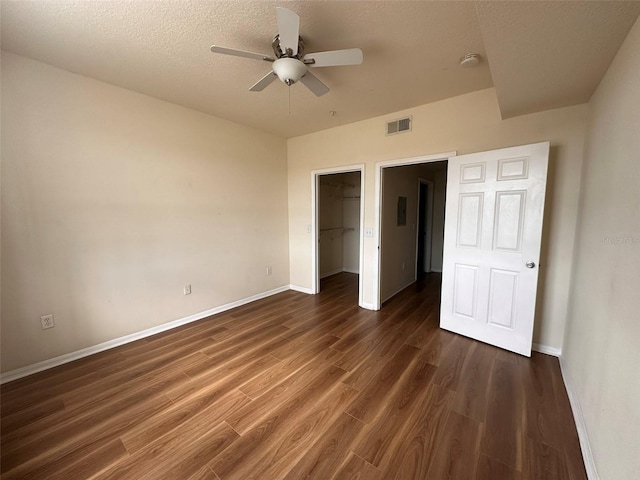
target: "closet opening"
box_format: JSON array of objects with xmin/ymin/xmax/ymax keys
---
[{"xmin": 312, "ymin": 167, "xmax": 364, "ymax": 306}]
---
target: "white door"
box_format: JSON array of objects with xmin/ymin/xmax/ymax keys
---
[{"xmin": 440, "ymin": 142, "xmax": 549, "ymax": 356}]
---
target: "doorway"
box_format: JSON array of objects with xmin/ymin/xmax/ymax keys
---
[
  {"xmin": 416, "ymin": 179, "xmax": 434, "ymax": 280},
  {"xmin": 373, "ymin": 143, "xmax": 550, "ymax": 356},
  {"xmin": 312, "ymin": 165, "xmax": 365, "ymax": 306},
  {"xmin": 378, "ymin": 160, "xmax": 448, "ymax": 304}
]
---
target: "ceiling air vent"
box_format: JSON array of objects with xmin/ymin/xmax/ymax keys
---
[{"xmin": 386, "ymin": 116, "xmax": 412, "ymax": 136}]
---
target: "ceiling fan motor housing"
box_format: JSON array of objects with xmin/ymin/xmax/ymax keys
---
[{"xmin": 272, "ymin": 34, "xmax": 305, "ymax": 59}]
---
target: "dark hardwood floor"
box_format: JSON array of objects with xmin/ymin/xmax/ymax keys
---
[{"xmin": 0, "ymin": 273, "xmax": 586, "ymax": 479}]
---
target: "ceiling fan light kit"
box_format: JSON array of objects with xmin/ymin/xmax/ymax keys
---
[
  {"xmin": 272, "ymin": 57, "xmax": 307, "ymax": 86},
  {"xmin": 210, "ymin": 7, "xmax": 363, "ymax": 97}
]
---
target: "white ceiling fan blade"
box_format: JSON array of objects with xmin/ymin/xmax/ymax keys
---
[
  {"xmin": 211, "ymin": 45, "xmax": 274, "ymax": 62},
  {"xmin": 300, "ymin": 72, "xmax": 329, "ymax": 97},
  {"xmin": 249, "ymin": 71, "xmax": 277, "ymax": 92},
  {"xmin": 276, "ymin": 7, "xmax": 300, "ymax": 56},
  {"xmin": 304, "ymin": 48, "xmax": 363, "ymax": 67}
]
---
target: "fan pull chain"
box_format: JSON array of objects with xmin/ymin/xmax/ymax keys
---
[{"xmin": 288, "ymin": 86, "xmax": 291, "ymax": 115}]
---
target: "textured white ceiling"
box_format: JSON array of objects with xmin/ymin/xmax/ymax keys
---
[
  {"xmin": 477, "ymin": 0, "xmax": 640, "ymax": 119},
  {"xmin": 1, "ymin": 1, "xmax": 638, "ymax": 138}
]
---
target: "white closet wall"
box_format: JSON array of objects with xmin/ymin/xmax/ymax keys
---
[{"xmin": 342, "ymin": 180, "xmax": 361, "ymax": 274}]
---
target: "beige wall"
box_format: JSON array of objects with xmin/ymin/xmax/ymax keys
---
[
  {"xmin": 380, "ymin": 165, "xmax": 420, "ymax": 301},
  {"xmin": 563, "ymin": 18, "xmax": 640, "ymax": 479},
  {"xmin": 379, "ymin": 162, "xmax": 447, "ymax": 302},
  {"xmin": 425, "ymin": 164, "xmax": 447, "ymax": 272},
  {"xmin": 415, "ymin": 162, "xmax": 447, "ymax": 274},
  {"xmin": 1, "ymin": 52, "xmax": 290, "ymax": 372},
  {"xmin": 288, "ymin": 87, "xmax": 588, "ymax": 349}
]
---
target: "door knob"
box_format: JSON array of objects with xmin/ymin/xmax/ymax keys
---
[{"xmin": 526, "ymin": 261, "xmax": 536, "ymax": 269}]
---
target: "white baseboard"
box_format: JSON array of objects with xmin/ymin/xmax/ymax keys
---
[
  {"xmin": 532, "ymin": 343, "xmax": 562, "ymax": 357},
  {"xmin": 320, "ymin": 268, "xmax": 360, "ymax": 279},
  {"xmin": 320, "ymin": 268, "xmax": 343, "ymax": 279},
  {"xmin": 381, "ymin": 279, "xmax": 416, "ymax": 304},
  {"xmin": 289, "ymin": 284, "xmax": 314, "ymax": 295},
  {"xmin": 0, "ymin": 284, "xmax": 291, "ymax": 384},
  {"xmin": 559, "ymin": 355, "xmax": 599, "ymax": 480}
]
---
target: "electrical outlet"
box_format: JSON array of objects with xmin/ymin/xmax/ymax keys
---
[
  {"xmin": 306, "ymin": 225, "xmax": 312, "ymax": 233},
  {"xmin": 365, "ymin": 228, "xmax": 374, "ymax": 237},
  {"xmin": 266, "ymin": 266, "xmax": 272, "ymax": 276},
  {"xmin": 41, "ymin": 314, "xmax": 55, "ymax": 330},
  {"xmin": 184, "ymin": 284, "xmax": 191, "ymax": 295}
]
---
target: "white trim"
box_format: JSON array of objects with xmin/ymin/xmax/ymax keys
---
[
  {"xmin": 381, "ymin": 279, "xmax": 416, "ymax": 304},
  {"xmin": 289, "ymin": 284, "xmax": 314, "ymax": 294},
  {"xmin": 0, "ymin": 285, "xmax": 290, "ymax": 384},
  {"xmin": 357, "ymin": 173, "xmax": 365, "ymax": 310},
  {"xmin": 320, "ymin": 267, "xmax": 344, "ymax": 279},
  {"xmin": 311, "ymin": 172, "xmax": 319, "ymax": 294},
  {"xmin": 559, "ymin": 355, "xmax": 599, "ymax": 480},
  {"xmin": 342, "ymin": 267, "xmax": 360, "ymax": 274},
  {"xmin": 532, "ymin": 343, "xmax": 562, "ymax": 357},
  {"xmin": 376, "ymin": 152, "xmax": 457, "ymax": 169},
  {"xmin": 359, "ymin": 301, "xmax": 376, "ymax": 310},
  {"xmin": 430, "ymin": 268, "xmax": 442, "ymax": 273},
  {"xmin": 311, "ymin": 165, "xmax": 365, "ymax": 309},
  {"xmin": 374, "ymin": 152, "xmax": 456, "ymax": 309}
]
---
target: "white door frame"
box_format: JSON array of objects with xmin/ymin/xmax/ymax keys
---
[
  {"xmin": 311, "ymin": 164, "xmax": 365, "ymax": 307},
  {"xmin": 373, "ymin": 152, "xmax": 455, "ymax": 310},
  {"xmin": 415, "ymin": 178, "xmax": 435, "ymax": 278}
]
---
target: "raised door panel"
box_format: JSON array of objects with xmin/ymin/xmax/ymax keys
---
[
  {"xmin": 497, "ymin": 157, "xmax": 529, "ymax": 180},
  {"xmin": 487, "ymin": 269, "xmax": 519, "ymax": 329},
  {"xmin": 453, "ymin": 264, "xmax": 479, "ymax": 319},
  {"xmin": 493, "ymin": 191, "xmax": 526, "ymax": 252},
  {"xmin": 460, "ymin": 162, "xmax": 486, "ymax": 184},
  {"xmin": 457, "ymin": 193, "xmax": 484, "ymax": 248}
]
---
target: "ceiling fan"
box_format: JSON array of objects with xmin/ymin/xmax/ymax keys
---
[{"xmin": 210, "ymin": 7, "xmax": 363, "ymax": 97}]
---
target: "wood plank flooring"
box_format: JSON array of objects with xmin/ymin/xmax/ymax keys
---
[{"xmin": 0, "ymin": 273, "xmax": 586, "ymax": 479}]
